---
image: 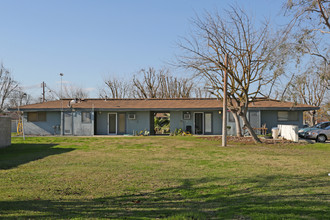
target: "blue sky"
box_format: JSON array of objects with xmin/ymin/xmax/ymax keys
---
[{"xmin": 0, "ymin": 0, "xmax": 287, "ymax": 98}]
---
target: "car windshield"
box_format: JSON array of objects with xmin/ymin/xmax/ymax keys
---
[
  {"xmin": 325, "ymin": 126, "xmax": 330, "ymax": 130},
  {"xmin": 313, "ymin": 122, "xmax": 330, "ymax": 129}
]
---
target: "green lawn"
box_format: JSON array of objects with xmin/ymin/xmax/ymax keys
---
[{"xmin": 0, "ymin": 136, "xmax": 329, "ymax": 219}]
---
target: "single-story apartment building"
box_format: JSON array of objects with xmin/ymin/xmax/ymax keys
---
[{"xmin": 9, "ymin": 98, "xmax": 318, "ymax": 136}]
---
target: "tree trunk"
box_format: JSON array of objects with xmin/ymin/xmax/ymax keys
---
[
  {"xmin": 311, "ymin": 110, "xmax": 316, "ymax": 126},
  {"xmin": 232, "ymin": 110, "xmax": 242, "ymax": 137},
  {"xmin": 240, "ymin": 112, "xmax": 261, "ymax": 143}
]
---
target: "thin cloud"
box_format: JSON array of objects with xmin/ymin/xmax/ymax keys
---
[
  {"xmin": 56, "ymin": 80, "xmax": 70, "ymax": 84},
  {"xmin": 84, "ymin": 87, "xmax": 96, "ymax": 92}
]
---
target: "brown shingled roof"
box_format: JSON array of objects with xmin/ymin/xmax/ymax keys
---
[{"xmin": 14, "ymin": 98, "xmax": 319, "ymax": 111}]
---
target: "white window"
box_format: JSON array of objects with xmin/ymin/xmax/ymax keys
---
[
  {"xmin": 205, "ymin": 113, "xmax": 212, "ymax": 133},
  {"xmin": 128, "ymin": 113, "xmax": 136, "ymax": 120},
  {"xmin": 82, "ymin": 112, "xmax": 91, "ymax": 123},
  {"xmin": 277, "ymin": 111, "xmax": 298, "ymax": 121},
  {"xmin": 183, "ymin": 112, "xmax": 191, "ymax": 120}
]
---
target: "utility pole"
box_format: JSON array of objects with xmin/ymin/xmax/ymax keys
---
[
  {"xmin": 60, "ymin": 73, "xmax": 64, "ymax": 136},
  {"xmin": 60, "ymin": 73, "xmax": 64, "ymax": 100},
  {"xmin": 222, "ymin": 54, "xmax": 228, "ymax": 147},
  {"xmin": 42, "ymin": 81, "xmax": 46, "ymax": 102}
]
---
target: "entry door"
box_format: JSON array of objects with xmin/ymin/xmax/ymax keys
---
[
  {"xmin": 204, "ymin": 113, "xmax": 212, "ymax": 134},
  {"xmin": 64, "ymin": 112, "xmax": 73, "ymax": 135},
  {"xmin": 249, "ymin": 111, "xmax": 260, "ymax": 134},
  {"xmin": 195, "ymin": 113, "xmax": 204, "ymax": 135},
  {"xmin": 118, "ymin": 113, "xmax": 126, "ymax": 134},
  {"xmin": 249, "ymin": 111, "xmax": 260, "ymax": 127},
  {"xmin": 109, "ymin": 113, "xmax": 117, "ymax": 134}
]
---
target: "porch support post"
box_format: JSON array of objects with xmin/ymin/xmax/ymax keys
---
[{"xmin": 91, "ymin": 110, "xmax": 95, "ymax": 136}]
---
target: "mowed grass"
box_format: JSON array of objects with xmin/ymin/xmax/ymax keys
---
[{"xmin": 0, "ymin": 136, "xmax": 329, "ymax": 219}]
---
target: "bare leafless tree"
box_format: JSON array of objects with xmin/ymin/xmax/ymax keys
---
[
  {"xmin": 0, "ymin": 64, "xmax": 19, "ymax": 111},
  {"xmin": 317, "ymin": 99, "xmax": 330, "ymax": 122},
  {"xmin": 158, "ymin": 73, "xmax": 194, "ymax": 98},
  {"xmin": 132, "ymin": 67, "xmax": 195, "ymax": 99},
  {"xmin": 285, "ymin": 0, "xmax": 330, "ymax": 35},
  {"xmin": 62, "ymin": 84, "xmax": 89, "ymax": 99},
  {"xmin": 44, "ymin": 83, "xmax": 89, "ymax": 100},
  {"xmin": 193, "ymin": 86, "xmax": 212, "ymax": 98},
  {"xmin": 133, "ymin": 68, "xmax": 161, "ymax": 98},
  {"xmin": 100, "ymin": 68, "xmax": 196, "ymax": 99},
  {"xmin": 284, "ymin": 0, "xmax": 330, "ymax": 87},
  {"xmin": 178, "ymin": 7, "xmax": 285, "ymax": 143},
  {"xmin": 277, "ymin": 0, "xmax": 330, "ymax": 123},
  {"xmin": 99, "ymin": 77, "xmax": 132, "ymax": 99},
  {"xmin": 283, "ymin": 62, "xmax": 328, "ymax": 125},
  {"xmin": 43, "ymin": 84, "xmax": 59, "ymax": 101},
  {"xmin": 7, "ymin": 89, "xmax": 32, "ymax": 108}
]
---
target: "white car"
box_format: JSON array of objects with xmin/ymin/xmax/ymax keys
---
[{"xmin": 305, "ymin": 126, "xmax": 330, "ymax": 143}]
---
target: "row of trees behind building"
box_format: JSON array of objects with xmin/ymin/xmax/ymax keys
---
[{"xmin": 1, "ymin": 0, "xmax": 329, "ymax": 142}]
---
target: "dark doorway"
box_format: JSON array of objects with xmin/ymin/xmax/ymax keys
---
[
  {"xmin": 154, "ymin": 112, "xmax": 170, "ymax": 135},
  {"xmin": 195, "ymin": 113, "xmax": 203, "ymax": 134},
  {"xmin": 109, "ymin": 113, "xmax": 117, "ymax": 134},
  {"xmin": 94, "ymin": 112, "xmax": 97, "ymax": 135}
]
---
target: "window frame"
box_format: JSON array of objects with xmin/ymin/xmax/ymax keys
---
[
  {"xmin": 183, "ymin": 111, "xmax": 191, "ymax": 120},
  {"xmin": 204, "ymin": 112, "xmax": 213, "ymax": 134},
  {"xmin": 277, "ymin": 111, "xmax": 298, "ymax": 122},
  {"xmin": 27, "ymin": 112, "xmax": 46, "ymax": 122},
  {"xmin": 320, "ymin": 122, "xmax": 330, "ymax": 129},
  {"xmin": 128, "ymin": 113, "xmax": 136, "ymax": 120},
  {"xmin": 81, "ymin": 111, "xmax": 92, "ymax": 123}
]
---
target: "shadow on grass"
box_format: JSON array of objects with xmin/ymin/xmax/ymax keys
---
[
  {"xmin": 0, "ymin": 175, "xmax": 329, "ymax": 219},
  {"xmin": 0, "ymin": 143, "xmax": 74, "ymax": 170}
]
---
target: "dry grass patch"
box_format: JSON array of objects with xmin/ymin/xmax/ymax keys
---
[{"xmin": 0, "ymin": 136, "xmax": 329, "ymax": 219}]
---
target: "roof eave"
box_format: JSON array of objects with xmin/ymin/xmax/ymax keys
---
[
  {"xmin": 251, "ymin": 107, "xmax": 320, "ymax": 111},
  {"xmin": 8, "ymin": 106, "xmax": 319, "ymax": 112}
]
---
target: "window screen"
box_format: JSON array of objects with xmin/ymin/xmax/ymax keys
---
[
  {"xmin": 277, "ymin": 111, "xmax": 298, "ymax": 121},
  {"xmin": 183, "ymin": 112, "xmax": 191, "ymax": 120},
  {"xmin": 38, "ymin": 112, "xmax": 46, "ymax": 121},
  {"xmin": 27, "ymin": 112, "xmax": 46, "ymax": 122},
  {"xmin": 82, "ymin": 112, "xmax": 91, "ymax": 123},
  {"xmin": 27, "ymin": 112, "xmax": 38, "ymax": 122}
]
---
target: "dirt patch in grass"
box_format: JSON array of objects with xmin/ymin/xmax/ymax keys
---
[{"xmin": 198, "ymin": 136, "xmax": 294, "ymax": 144}]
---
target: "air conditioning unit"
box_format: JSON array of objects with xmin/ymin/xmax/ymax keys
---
[
  {"xmin": 128, "ymin": 113, "xmax": 136, "ymax": 120},
  {"xmin": 183, "ymin": 112, "xmax": 191, "ymax": 120}
]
